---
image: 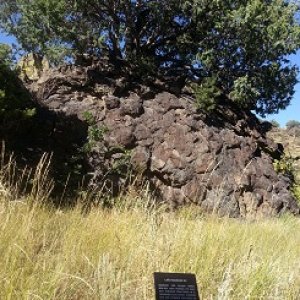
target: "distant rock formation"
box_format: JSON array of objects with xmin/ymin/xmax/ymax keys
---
[{"xmin": 22, "ymin": 64, "xmax": 300, "ymax": 217}]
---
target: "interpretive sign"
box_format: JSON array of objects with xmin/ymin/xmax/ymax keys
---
[{"xmin": 154, "ymin": 272, "xmax": 200, "ymax": 300}]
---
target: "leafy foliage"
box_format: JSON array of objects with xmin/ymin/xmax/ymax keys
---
[
  {"xmin": 190, "ymin": 0, "xmax": 300, "ymax": 116},
  {"xmin": 82, "ymin": 111, "xmax": 108, "ymax": 153},
  {"xmin": 192, "ymin": 76, "xmax": 221, "ymax": 112},
  {"xmin": 0, "ymin": 43, "xmax": 11, "ymax": 65},
  {"xmin": 293, "ymin": 185, "xmax": 300, "ymax": 204},
  {"xmin": 273, "ymin": 154, "xmax": 300, "ymax": 203},
  {"xmin": 273, "ymin": 154, "xmax": 295, "ymax": 180},
  {"xmin": 0, "ymin": 1, "xmax": 299, "ymax": 115},
  {"xmin": 0, "ymin": 43, "xmax": 35, "ymax": 125},
  {"xmin": 82, "ymin": 111, "xmax": 132, "ymax": 178},
  {"xmin": 286, "ymin": 120, "xmax": 300, "ymax": 130}
]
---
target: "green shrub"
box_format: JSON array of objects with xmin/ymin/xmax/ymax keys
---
[
  {"xmin": 292, "ymin": 185, "xmax": 300, "ymax": 203},
  {"xmin": 274, "ymin": 155, "xmax": 300, "ymax": 203},
  {"xmin": 0, "ymin": 44, "xmax": 35, "ymax": 125},
  {"xmin": 192, "ymin": 76, "xmax": 221, "ymax": 112},
  {"xmin": 273, "ymin": 155, "xmax": 295, "ymax": 180},
  {"xmin": 82, "ymin": 111, "xmax": 108, "ymax": 153},
  {"xmin": 286, "ymin": 120, "xmax": 300, "ymax": 130}
]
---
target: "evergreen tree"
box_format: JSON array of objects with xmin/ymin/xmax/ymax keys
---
[{"xmin": 0, "ymin": 0, "xmax": 299, "ymax": 116}]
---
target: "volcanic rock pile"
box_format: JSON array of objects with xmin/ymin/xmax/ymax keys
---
[{"xmin": 24, "ymin": 63, "xmax": 300, "ymax": 217}]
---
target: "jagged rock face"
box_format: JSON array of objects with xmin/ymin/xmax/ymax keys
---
[{"xmin": 27, "ymin": 65, "xmax": 300, "ymax": 217}]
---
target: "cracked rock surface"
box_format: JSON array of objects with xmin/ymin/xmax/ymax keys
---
[{"xmin": 26, "ymin": 65, "xmax": 300, "ymax": 217}]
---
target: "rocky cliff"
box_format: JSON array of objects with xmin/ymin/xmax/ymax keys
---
[{"xmin": 18, "ymin": 63, "xmax": 300, "ymax": 217}]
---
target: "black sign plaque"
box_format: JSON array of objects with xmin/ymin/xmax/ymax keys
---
[{"xmin": 154, "ymin": 272, "xmax": 200, "ymax": 300}]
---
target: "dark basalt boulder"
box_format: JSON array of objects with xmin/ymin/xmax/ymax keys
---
[{"xmin": 23, "ymin": 64, "xmax": 300, "ymax": 217}]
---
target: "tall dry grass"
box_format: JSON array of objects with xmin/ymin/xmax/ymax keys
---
[
  {"xmin": 1, "ymin": 146, "xmax": 300, "ymax": 299},
  {"xmin": 0, "ymin": 142, "xmax": 54, "ymax": 203},
  {"xmin": 1, "ymin": 197, "xmax": 300, "ymax": 299}
]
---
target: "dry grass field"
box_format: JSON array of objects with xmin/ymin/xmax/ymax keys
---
[
  {"xmin": 1, "ymin": 144, "xmax": 300, "ymax": 299},
  {"xmin": 1, "ymin": 195, "xmax": 300, "ymax": 299}
]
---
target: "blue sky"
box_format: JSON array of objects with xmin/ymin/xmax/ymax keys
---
[
  {"xmin": 0, "ymin": 33, "xmax": 16, "ymax": 45},
  {"xmin": 0, "ymin": 32, "xmax": 299, "ymax": 127}
]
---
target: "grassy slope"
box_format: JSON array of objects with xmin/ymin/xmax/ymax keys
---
[
  {"xmin": 1, "ymin": 197, "xmax": 300, "ymax": 299},
  {"xmin": 1, "ymin": 138, "xmax": 300, "ymax": 299}
]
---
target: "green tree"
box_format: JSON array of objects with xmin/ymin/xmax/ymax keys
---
[
  {"xmin": 187, "ymin": 0, "xmax": 300, "ymax": 116},
  {"xmin": 286, "ymin": 120, "xmax": 300, "ymax": 129},
  {"xmin": 0, "ymin": 0, "xmax": 299, "ymax": 116}
]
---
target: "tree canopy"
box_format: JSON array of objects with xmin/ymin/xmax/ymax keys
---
[{"xmin": 0, "ymin": 0, "xmax": 299, "ymax": 116}]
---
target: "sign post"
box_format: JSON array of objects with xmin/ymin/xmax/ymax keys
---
[{"xmin": 154, "ymin": 272, "xmax": 200, "ymax": 300}]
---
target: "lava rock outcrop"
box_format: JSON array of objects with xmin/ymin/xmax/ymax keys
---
[{"xmin": 25, "ymin": 64, "xmax": 300, "ymax": 217}]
